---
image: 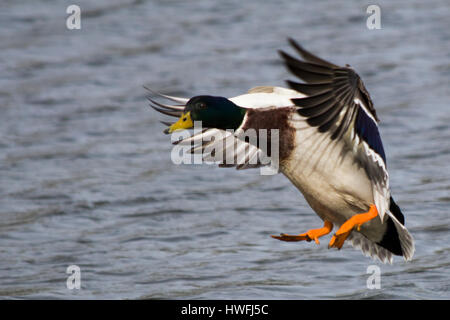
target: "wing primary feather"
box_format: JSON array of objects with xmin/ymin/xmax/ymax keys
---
[
  {"xmin": 147, "ymin": 96, "xmax": 185, "ymax": 110},
  {"xmin": 296, "ymin": 96, "xmax": 337, "ymax": 117},
  {"xmin": 150, "ymin": 104, "xmax": 182, "ymax": 117},
  {"xmin": 143, "ymin": 86, "xmax": 189, "ymax": 104},
  {"xmin": 308, "ymin": 102, "xmax": 342, "ymax": 129},
  {"xmin": 286, "ymin": 80, "xmax": 332, "ymax": 96},
  {"xmin": 279, "ymin": 51, "xmax": 334, "ymax": 83},
  {"xmin": 278, "ymin": 51, "xmax": 333, "ymax": 75},
  {"xmin": 291, "ymin": 90, "xmax": 334, "ymax": 108},
  {"xmin": 287, "ymin": 38, "xmax": 338, "ymax": 68},
  {"xmin": 308, "ymin": 87, "xmax": 353, "ymax": 130}
]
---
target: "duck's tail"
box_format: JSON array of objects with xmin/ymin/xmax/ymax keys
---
[
  {"xmin": 379, "ymin": 197, "xmax": 415, "ymax": 261},
  {"xmin": 349, "ymin": 197, "xmax": 415, "ymax": 263}
]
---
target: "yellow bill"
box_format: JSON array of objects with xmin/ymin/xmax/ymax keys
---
[{"xmin": 166, "ymin": 111, "xmax": 194, "ymax": 134}]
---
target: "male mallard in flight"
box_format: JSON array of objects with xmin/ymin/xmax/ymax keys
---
[{"xmin": 149, "ymin": 38, "xmax": 415, "ymax": 263}]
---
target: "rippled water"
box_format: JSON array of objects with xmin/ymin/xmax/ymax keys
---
[{"xmin": 0, "ymin": 0, "xmax": 449, "ymax": 299}]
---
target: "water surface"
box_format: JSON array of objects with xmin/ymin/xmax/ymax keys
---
[{"xmin": 0, "ymin": 0, "xmax": 449, "ymax": 299}]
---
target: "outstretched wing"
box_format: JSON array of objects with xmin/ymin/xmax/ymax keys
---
[
  {"xmin": 280, "ymin": 39, "xmax": 390, "ymax": 220},
  {"xmin": 146, "ymin": 88, "xmax": 267, "ymax": 169}
]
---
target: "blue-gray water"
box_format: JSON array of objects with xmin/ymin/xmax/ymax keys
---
[{"xmin": 0, "ymin": 0, "xmax": 449, "ymax": 299}]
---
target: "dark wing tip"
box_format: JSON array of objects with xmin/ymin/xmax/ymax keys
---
[
  {"xmin": 277, "ymin": 49, "xmax": 289, "ymax": 60},
  {"xmin": 149, "ymin": 104, "xmax": 182, "ymax": 117},
  {"xmin": 287, "ymin": 37, "xmax": 305, "ymax": 54},
  {"xmin": 286, "ymin": 38, "xmax": 339, "ymax": 69},
  {"xmin": 287, "ymin": 37, "xmax": 301, "ymax": 50}
]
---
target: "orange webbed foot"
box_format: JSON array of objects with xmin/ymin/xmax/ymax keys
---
[
  {"xmin": 271, "ymin": 221, "xmax": 333, "ymax": 244},
  {"xmin": 328, "ymin": 204, "xmax": 378, "ymax": 250}
]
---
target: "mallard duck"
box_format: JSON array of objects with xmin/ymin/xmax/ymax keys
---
[{"xmin": 149, "ymin": 38, "xmax": 415, "ymax": 263}]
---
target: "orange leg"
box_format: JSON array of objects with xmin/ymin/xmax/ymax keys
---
[
  {"xmin": 271, "ymin": 221, "xmax": 333, "ymax": 244},
  {"xmin": 328, "ymin": 204, "xmax": 378, "ymax": 249}
]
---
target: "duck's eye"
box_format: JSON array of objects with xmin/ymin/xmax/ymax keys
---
[{"xmin": 197, "ymin": 102, "xmax": 206, "ymax": 109}]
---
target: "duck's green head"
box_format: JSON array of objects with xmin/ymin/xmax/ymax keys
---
[{"xmin": 165, "ymin": 96, "xmax": 245, "ymax": 134}]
